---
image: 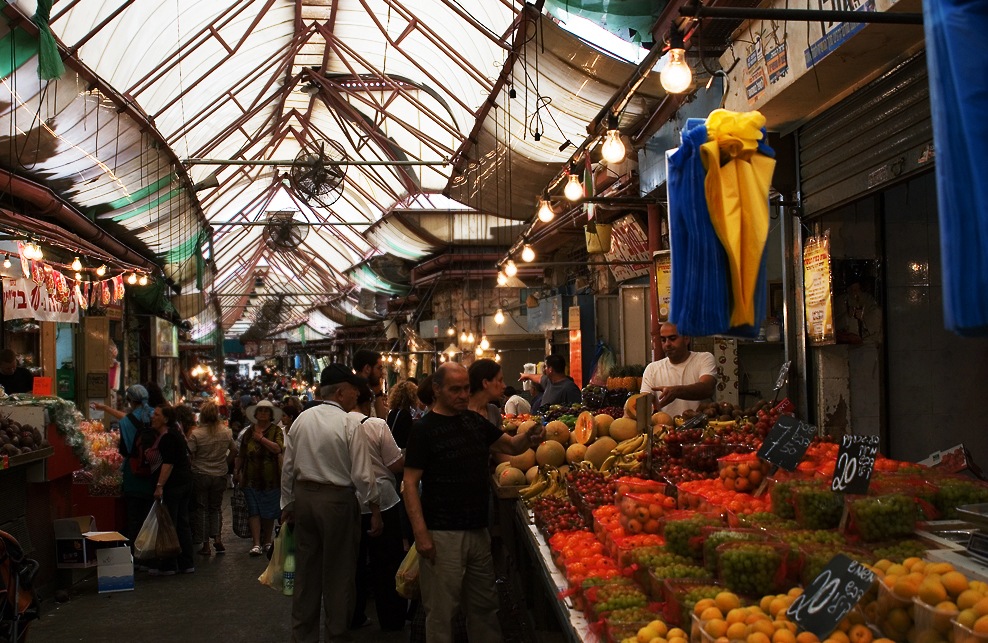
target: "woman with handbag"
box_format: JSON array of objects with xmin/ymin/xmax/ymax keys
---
[
  {"xmin": 188, "ymin": 401, "xmax": 236, "ymax": 556},
  {"xmin": 234, "ymin": 400, "xmax": 284, "ymax": 557},
  {"xmin": 149, "ymin": 404, "xmax": 196, "ymax": 575}
]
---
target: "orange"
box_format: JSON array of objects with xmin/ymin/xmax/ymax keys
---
[
  {"xmin": 701, "ymin": 607, "xmax": 724, "ymax": 621},
  {"xmin": 903, "ymin": 557, "xmax": 923, "ymax": 571},
  {"xmin": 883, "ymin": 607, "xmax": 912, "ymax": 635},
  {"xmin": 749, "ymin": 618, "xmax": 776, "ymax": 637},
  {"xmin": 926, "ymin": 562, "xmax": 955, "ymax": 575},
  {"xmin": 957, "ymin": 608, "xmax": 978, "ymax": 629},
  {"xmin": 957, "ymin": 589, "xmax": 984, "ymax": 611},
  {"xmin": 773, "ymin": 630, "xmax": 797, "ymax": 643},
  {"xmin": 716, "ymin": 592, "xmax": 743, "ymax": 613},
  {"xmin": 893, "ymin": 578, "xmax": 920, "ymax": 599},
  {"xmin": 747, "ymin": 633, "xmax": 771, "ymax": 643},
  {"xmin": 885, "ymin": 564, "xmax": 908, "ymax": 577},
  {"xmin": 648, "ymin": 620, "xmax": 668, "ymax": 637},
  {"xmin": 668, "ymin": 628, "xmax": 688, "ymax": 640},
  {"xmin": 918, "ymin": 578, "xmax": 948, "ymax": 606},
  {"xmin": 973, "ymin": 596, "xmax": 988, "ymax": 617},
  {"xmin": 873, "ymin": 559, "xmax": 893, "ymax": 572},
  {"xmin": 795, "ymin": 632, "xmax": 820, "ymax": 643},
  {"xmin": 974, "ymin": 615, "xmax": 988, "ymax": 634},
  {"xmin": 759, "ymin": 595, "xmax": 774, "ymax": 613},
  {"xmin": 847, "ymin": 624, "xmax": 872, "ymax": 643},
  {"xmin": 637, "ymin": 625, "xmax": 661, "ymax": 643},
  {"xmin": 726, "ymin": 622, "xmax": 748, "ymax": 640},
  {"xmin": 726, "ymin": 608, "xmax": 748, "ymax": 625},
  {"xmin": 941, "ymin": 571, "xmax": 970, "ymax": 598},
  {"xmin": 827, "ymin": 630, "xmax": 849, "ymax": 643},
  {"xmin": 696, "ymin": 599, "xmax": 717, "ymax": 615}
]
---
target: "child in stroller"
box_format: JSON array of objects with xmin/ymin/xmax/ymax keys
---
[{"xmin": 1, "ymin": 530, "xmax": 39, "ymax": 643}]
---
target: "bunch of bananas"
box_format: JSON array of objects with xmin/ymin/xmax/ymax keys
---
[
  {"xmin": 519, "ymin": 465, "xmax": 566, "ymax": 502},
  {"xmin": 596, "ymin": 434, "xmax": 648, "ymax": 473}
]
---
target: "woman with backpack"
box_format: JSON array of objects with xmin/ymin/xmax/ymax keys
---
[
  {"xmin": 149, "ymin": 404, "xmax": 196, "ymax": 575},
  {"xmin": 109, "ymin": 385, "xmax": 156, "ymax": 552}
]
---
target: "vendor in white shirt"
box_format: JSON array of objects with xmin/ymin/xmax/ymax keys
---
[{"xmin": 640, "ymin": 323, "xmax": 718, "ymax": 417}]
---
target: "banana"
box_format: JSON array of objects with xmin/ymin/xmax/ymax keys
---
[
  {"xmin": 599, "ymin": 454, "xmax": 617, "ymax": 472},
  {"xmin": 520, "ymin": 476, "xmax": 548, "ymax": 500},
  {"xmin": 614, "ymin": 434, "xmax": 646, "ymax": 455}
]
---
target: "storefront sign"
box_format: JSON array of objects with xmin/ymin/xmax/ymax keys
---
[
  {"xmin": 605, "ymin": 215, "xmax": 650, "ymax": 283},
  {"xmin": 2, "ymin": 277, "xmax": 79, "ymax": 323},
  {"xmin": 803, "ymin": 232, "xmax": 835, "ymax": 345}
]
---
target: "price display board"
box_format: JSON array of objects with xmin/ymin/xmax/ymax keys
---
[
  {"xmin": 787, "ymin": 554, "xmax": 876, "ymax": 639},
  {"xmin": 831, "ymin": 435, "xmax": 880, "ymax": 495},
  {"xmin": 757, "ymin": 415, "xmax": 816, "ymax": 471}
]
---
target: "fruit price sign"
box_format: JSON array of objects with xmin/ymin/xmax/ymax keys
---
[
  {"xmin": 757, "ymin": 415, "xmax": 815, "ymax": 471},
  {"xmin": 830, "ymin": 434, "xmax": 879, "ymax": 495},
  {"xmin": 787, "ymin": 554, "xmax": 875, "ymax": 639}
]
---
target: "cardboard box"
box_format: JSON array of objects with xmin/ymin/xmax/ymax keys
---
[
  {"xmin": 96, "ymin": 546, "xmax": 134, "ymax": 593},
  {"xmin": 53, "ymin": 516, "xmax": 128, "ymax": 569}
]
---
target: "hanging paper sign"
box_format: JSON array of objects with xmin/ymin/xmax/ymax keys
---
[
  {"xmin": 787, "ymin": 554, "xmax": 875, "ymax": 639},
  {"xmin": 2, "ymin": 277, "xmax": 79, "ymax": 323},
  {"xmin": 831, "ymin": 434, "xmax": 880, "ymax": 495},
  {"xmin": 605, "ymin": 215, "xmax": 650, "ymax": 282},
  {"xmin": 32, "ymin": 376, "xmax": 53, "ymax": 396},
  {"xmin": 15, "ymin": 242, "xmax": 31, "ymax": 278},
  {"xmin": 757, "ymin": 414, "xmax": 816, "ymax": 471},
  {"xmin": 803, "ymin": 231, "xmax": 835, "ymax": 345}
]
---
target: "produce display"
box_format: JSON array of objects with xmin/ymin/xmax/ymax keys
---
[{"xmin": 0, "ymin": 412, "xmax": 46, "ymax": 459}]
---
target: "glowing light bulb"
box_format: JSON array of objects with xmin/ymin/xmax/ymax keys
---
[
  {"xmin": 75, "ymin": 272, "xmax": 82, "ymax": 280},
  {"xmin": 494, "ymin": 353, "xmax": 501, "ymax": 363},
  {"xmin": 460, "ymin": 330, "xmax": 468, "ymax": 343},
  {"xmin": 447, "ymin": 324, "xmax": 456, "ymax": 336},
  {"xmin": 32, "ymin": 244, "xmax": 43, "ymax": 260},
  {"xmin": 475, "ymin": 346, "xmax": 484, "ymax": 357},
  {"xmin": 496, "ymin": 271, "xmax": 508, "ymax": 286},
  {"xmin": 601, "ymin": 129, "xmax": 626, "ymax": 164},
  {"xmin": 564, "ymin": 173, "xmax": 584, "ymax": 201},
  {"xmin": 394, "ymin": 358, "xmax": 401, "ymax": 368},
  {"xmin": 521, "ymin": 245, "xmax": 535, "ymax": 263},
  {"xmin": 439, "ymin": 354, "xmax": 447, "ymax": 363},
  {"xmin": 660, "ymin": 47, "xmax": 693, "ymax": 94},
  {"xmin": 127, "ymin": 273, "xmax": 138, "ymax": 285},
  {"xmin": 504, "ymin": 260, "xmax": 517, "ymax": 278},
  {"xmin": 138, "ymin": 274, "xmax": 148, "ymax": 286},
  {"xmin": 537, "ymin": 199, "xmax": 554, "ymax": 223},
  {"xmin": 466, "ymin": 332, "xmax": 475, "ymax": 345},
  {"xmin": 2, "ymin": 255, "xmax": 10, "ymax": 269},
  {"xmin": 71, "ymin": 257, "xmax": 82, "ymax": 271},
  {"xmin": 494, "ymin": 309, "xmax": 505, "ymax": 325},
  {"xmin": 479, "ymin": 335, "xmax": 490, "ymax": 350},
  {"xmin": 96, "ymin": 264, "xmax": 106, "ymax": 277}
]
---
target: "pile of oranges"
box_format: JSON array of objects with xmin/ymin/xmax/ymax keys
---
[{"xmin": 718, "ymin": 454, "xmax": 768, "ymax": 493}]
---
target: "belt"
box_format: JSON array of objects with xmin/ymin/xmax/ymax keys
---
[{"xmin": 297, "ymin": 479, "xmax": 353, "ymax": 491}]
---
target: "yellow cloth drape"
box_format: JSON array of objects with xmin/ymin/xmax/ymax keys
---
[{"xmin": 700, "ymin": 109, "xmax": 776, "ymax": 328}]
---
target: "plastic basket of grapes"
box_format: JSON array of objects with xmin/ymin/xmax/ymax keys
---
[
  {"xmin": 716, "ymin": 541, "xmax": 789, "ymax": 596},
  {"xmin": 792, "ymin": 483, "xmax": 845, "ymax": 530},
  {"xmin": 796, "ymin": 542, "xmax": 872, "ymax": 586},
  {"xmin": 682, "ymin": 441, "xmax": 754, "ymax": 473},
  {"xmin": 664, "ymin": 513, "xmax": 724, "ymax": 560},
  {"xmin": 584, "ymin": 581, "xmax": 650, "ymax": 621},
  {"xmin": 662, "ymin": 579, "xmax": 725, "ymax": 626},
  {"xmin": 701, "ymin": 527, "xmax": 774, "ymax": 576},
  {"xmin": 725, "ymin": 510, "xmax": 799, "ymax": 531},
  {"xmin": 846, "ymin": 494, "xmax": 923, "ymax": 542}
]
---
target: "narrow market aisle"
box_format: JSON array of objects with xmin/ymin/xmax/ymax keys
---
[{"xmin": 28, "ymin": 490, "xmax": 561, "ymax": 642}]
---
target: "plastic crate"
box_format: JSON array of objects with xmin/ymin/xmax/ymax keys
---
[
  {"xmin": 846, "ymin": 494, "xmax": 922, "ymax": 542},
  {"xmin": 913, "ymin": 596, "xmax": 958, "ymax": 639},
  {"xmin": 662, "ymin": 579, "xmax": 725, "ymax": 626}
]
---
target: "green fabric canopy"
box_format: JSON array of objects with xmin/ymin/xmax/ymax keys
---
[{"xmin": 544, "ymin": 0, "xmax": 663, "ymax": 45}]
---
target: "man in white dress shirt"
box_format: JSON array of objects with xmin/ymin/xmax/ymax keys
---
[{"xmin": 281, "ymin": 364, "xmax": 383, "ymax": 643}]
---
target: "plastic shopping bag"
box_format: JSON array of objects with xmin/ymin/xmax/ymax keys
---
[
  {"xmin": 258, "ymin": 525, "xmax": 288, "ymax": 591},
  {"xmin": 154, "ymin": 501, "xmax": 182, "ymax": 559},
  {"xmin": 395, "ymin": 545, "xmax": 420, "ymax": 599},
  {"xmin": 133, "ymin": 501, "xmax": 160, "ymax": 561}
]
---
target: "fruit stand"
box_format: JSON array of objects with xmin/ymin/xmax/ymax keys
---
[{"xmin": 493, "ymin": 382, "xmax": 988, "ymax": 643}]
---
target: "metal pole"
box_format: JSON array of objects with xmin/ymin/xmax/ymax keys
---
[
  {"xmin": 208, "ymin": 221, "xmax": 371, "ymax": 226},
  {"xmin": 680, "ymin": 5, "xmax": 923, "ymax": 24},
  {"xmin": 182, "ymin": 159, "xmax": 450, "ymax": 166}
]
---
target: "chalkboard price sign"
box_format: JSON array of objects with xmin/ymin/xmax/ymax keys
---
[
  {"xmin": 831, "ymin": 435, "xmax": 880, "ymax": 495},
  {"xmin": 757, "ymin": 415, "xmax": 816, "ymax": 471},
  {"xmin": 787, "ymin": 554, "xmax": 876, "ymax": 639}
]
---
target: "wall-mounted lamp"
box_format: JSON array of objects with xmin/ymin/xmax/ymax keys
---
[
  {"xmin": 537, "ymin": 198, "xmax": 555, "ymax": 223},
  {"xmin": 601, "ymin": 114, "xmax": 627, "ymax": 164},
  {"xmin": 521, "ymin": 244, "xmax": 535, "ymax": 263},
  {"xmin": 660, "ymin": 28, "xmax": 693, "ymax": 94}
]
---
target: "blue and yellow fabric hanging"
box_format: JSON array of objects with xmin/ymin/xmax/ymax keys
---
[{"xmin": 667, "ymin": 110, "xmax": 775, "ymax": 337}]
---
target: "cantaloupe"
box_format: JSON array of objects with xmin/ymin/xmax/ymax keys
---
[
  {"xmin": 498, "ymin": 467, "xmax": 526, "ymax": 486},
  {"xmin": 544, "ymin": 420, "xmax": 570, "ymax": 445},
  {"xmin": 517, "ymin": 420, "xmax": 538, "ymax": 435},
  {"xmin": 609, "ymin": 417, "xmax": 640, "ymax": 442},
  {"xmin": 536, "ymin": 440, "xmax": 566, "ymax": 467},
  {"xmin": 495, "ymin": 461, "xmax": 513, "ymax": 476},
  {"xmin": 651, "ymin": 411, "xmax": 673, "ymax": 426},
  {"xmin": 573, "ymin": 411, "xmax": 596, "ymax": 445},
  {"xmin": 525, "ymin": 465, "xmax": 540, "ymax": 484},
  {"xmin": 566, "ymin": 443, "xmax": 587, "ymax": 464},
  {"xmin": 594, "ymin": 414, "xmax": 614, "ymax": 437},
  {"xmin": 624, "ymin": 393, "xmax": 649, "ymax": 419},
  {"xmin": 508, "ymin": 448, "xmax": 536, "ymax": 471},
  {"xmin": 585, "ymin": 436, "xmax": 617, "ymax": 469}
]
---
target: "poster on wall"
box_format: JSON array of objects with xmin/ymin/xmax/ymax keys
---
[
  {"xmin": 2, "ymin": 277, "xmax": 80, "ymax": 323},
  {"xmin": 803, "ymin": 231, "xmax": 836, "ymax": 345},
  {"xmin": 605, "ymin": 215, "xmax": 650, "ymax": 282},
  {"xmin": 653, "ymin": 250, "xmax": 672, "ymax": 323},
  {"xmin": 152, "ymin": 317, "xmax": 178, "ymax": 357}
]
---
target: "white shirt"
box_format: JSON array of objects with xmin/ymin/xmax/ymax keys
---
[
  {"xmin": 348, "ymin": 411, "xmax": 403, "ymax": 513},
  {"xmin": 504, "ymin": 395, "xmax": 531, "ymax": 416},
  {"xmin": 640, "ymin": 351, "xmax": 718, "ymax": 418},
  {"xmin": 280, "ymin": 401, "xmax": 379, "ymax": 510}
]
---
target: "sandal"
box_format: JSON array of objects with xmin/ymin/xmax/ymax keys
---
[
  {"xmin": 213, "ymin": 542, "xmax": 225, "ymax": 553},
  {"xmin": 249, "ymin": 545, "xmax": 263, "ymax": 556},
  {"xmin": 198, "ymin": 546, "xmax": 211, "ymax": 556}
]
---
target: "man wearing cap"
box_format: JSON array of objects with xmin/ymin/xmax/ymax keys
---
[
  {"xmin": 114, "ymin": 385, "xmax": 155, "ymax": 546},
  {"xmin": 281, "ymin": 364, "xmax": 383, "ymax": 643}
]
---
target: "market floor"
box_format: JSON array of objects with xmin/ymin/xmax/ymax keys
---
[{"xmin": 27, "ymin": 490, "xmax": 562, "ymax": 643}]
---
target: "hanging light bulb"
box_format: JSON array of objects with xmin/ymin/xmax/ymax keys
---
[
  {"xmin": 394, "ymin": 358, "xmax": 401, "ymax": 368},
  {"xmin": 466, "ymin": 331, "xmax": 475, "ymax": 345},
  {"xmin": 33, "ymin": 244, "xmax": 43, "ymax": 260},
  {"xmin": 127, "ymin": 272, "xmax": 138, "ymax": 285},
  {"xmin": 479, "ymin": 335, "xmax": 490, "ymax": 350},
  {"xmin": 521, "ymin": 244, "xmax": 535, "ymax": 263},
  {"xmin": 96, "ymin": 264, "xmax": 106, "ymax": 277},
  {"xmin": 75, "ymin": 272, "xmax": 83, "ymax": 281},
  {"xmin": 71, "ymin": 257, "xmax": 82, "ymax": 271},
  {"xmin": 494, "ymin": 352, "xmax": 501, "ymax": 363},
  {"xmin": 439, "ymin": 354, "xmax": 447, "ymax": 363},
  {"xmin": 537, "ymin": 199, "xmax": 555, "ymax": 223},
  {"xmin": 138, "ymin": 273, "xmax": 149, "ymax": 286},
  {"xmin": 660, "ymin": 29, "xmax": 693, "ymax": 94},
  {"xmin": 446, "ymin": 324, "xmax": 456, "ymax": 336},
  {"xmin": 475, "ymin": 345, "xmax": 484, "ymax": 357},
  {"xmin": 601, "ymin": 114, "xmax": 627, "ymax": 164},
  {"xmin": 3, "ymin": 254, "xmax": 11, "ymax": 269},
  {"xmin": 504, "ymin": 260, "xmax": 518, "ymax": 278},
  {"xmin": 494, "ymin": 309, "xmax": 505, "ymax": 325},
  {"xmin": 496, "ymin": 271, "xmax": 508, "ymax": 286},
  {"xmin": 564, "ymin": 172, "xmax": 584, "ymax": 201},
  {"xmin": 386, "ymin": 354, "xmax": 393, "ymax": 363},
  {"xmin": 460, "ymin": 330, "xmax": 468, "ymax": 343}
]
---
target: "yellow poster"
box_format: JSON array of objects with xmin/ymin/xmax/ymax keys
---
[
  {"xmin": 653, "ymin": 250, "xmax": 672, "ymax": 323},
  {"xmin": 803, "ymin": 231, "xmax": 835, "ymax": 345}
]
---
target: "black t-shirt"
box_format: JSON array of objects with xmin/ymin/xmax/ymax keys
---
[
  {"xmin": 386, "ymin": 407, "xmax": 414, "ymax": 449},
  {"xmin": 0, "ymin": 367, "xmax": 34, "ymax": 394},
  {"xmin": 157, "ymin": 431, "xmax": 192, "ymax": 489},
  {"xmin": 404, "ymin": 410, "xmax": 502, "ymax": 531}
]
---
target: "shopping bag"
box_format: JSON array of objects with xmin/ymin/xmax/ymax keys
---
[
  {"xmin": 154, "ymin": 501, "xmax": 182, "ymax": 559},
  {"xmin": 395, "ymin": 545, "xmax": 420, "ymax": 599},
  {"xmin": 231, "ymin": 486, "xmax": 249, "ymax": 539},
  {"xmin": 133, "ymin": 501, "xmax": 161, "ymax": 561},
  {"xmin": 258, "ymin": 526, "xmax": 287, "ymax": 591}
]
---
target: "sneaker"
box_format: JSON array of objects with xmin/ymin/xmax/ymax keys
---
[
  {"xmin": 198, "ymin": 546, "xmax": 211, "ymax": 556},
  {"xmin": 213, "ymin": 542, "xmax": 225, "ymax": 554},
  {"xmin": 249, "ymin": 545, "xmax": 263, "ymax": 556},
  {"xmin": 181, "ymin": 568, "xmax": 196, "ymax": 574}
]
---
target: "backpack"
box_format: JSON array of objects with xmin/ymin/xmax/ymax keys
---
[{"xmin": 119, "ymin": 412, "xmax": 156, "ymax": 478}]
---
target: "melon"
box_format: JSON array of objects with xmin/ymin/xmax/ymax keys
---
[
  {"xmin": 536, "ymin": 440, "xmax": 566, "ymax": 467},
  {"xmin": 525, "ymin": 465, "xmax": 540, "ymax": 484},
  {"xmin": 508, "ymin": 448, "xmax": 537, "ymax": 471},
  {"xmin": 495, "ymin": 461, "xmax": 513, "ymax": 477},
  {"xmin": 544, "ymin": 420, "xmax": 570, "ymax": 445},
  {"xmin": 585, "ymin": 436, "xmax": 617, "ymax": 469},
  {"xmin": 566, "ymin": 443, "xmax": 588, "ymax": 465},
  {"xmin": 502, "ymin": 420, "xmax": 518, "ymax": 433},
  {"xmin": 517, "ymin": 420, "xmax": 538, "ymax": 435},
  {"xmin": 498, "ymin": 467, "xmax": 526, "ymax": 487},
  {"xmin": 594, "ymin": 414, "xmax": 614, "ymax": 437},
  {"xmin": 624, "ymin": 393, "xmax": 649, "ymax": 419},
  {"xmin": 573, "ymin": 411, "xmax": 597, "ymax": 445},
  {"xmin": 651, "ymin": 411, "xmax": 674, "ymax": 426},
  {"xmin": 609, "ymin": 417, "xmax": 640, "ymax": 442}
]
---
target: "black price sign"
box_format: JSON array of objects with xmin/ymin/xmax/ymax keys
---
[
  {"xmin": 787, "ymin": 554, "xmax": 876, "ymax": 639},
  {"xmin": 831, "ymin": 435, "xmax": 880, "ymax": 495},
  {"xmin": 757, "ymin": 415, "xmax": 816, "ymax": 471}
]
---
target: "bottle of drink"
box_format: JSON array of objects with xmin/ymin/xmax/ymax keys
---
[{"xmin": 282, "ymin": 550, "xmax": 296, "ymax": 596}]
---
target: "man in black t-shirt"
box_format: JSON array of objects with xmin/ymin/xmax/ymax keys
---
[
  {"xmin": 0, "ymin": 349, "xmax": 33, "ymax": 394},
  {"xmin": 403, "ymin": 363, "xmax": 544, "ymax": 643}
]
